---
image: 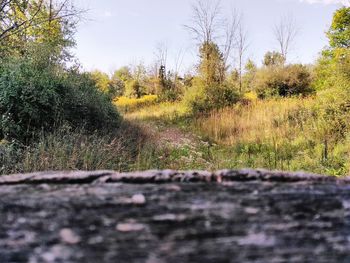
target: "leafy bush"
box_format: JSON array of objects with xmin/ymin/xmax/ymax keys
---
[
  {"xmin": 159, "ymin": 86, "xmax": 182, "ymax": 102},
  {"xmin": 254, "ymin": 64, "xmax": 314, "ymax": 98},
  {"xmin": 316, "ymin": 48, "xmax": 350, "ymax": 90},
  {"xmin": 0, "ymin": 55, "xmax": 120, "ymax": 142},
  {"xmin": 0, "ymin": 58, "xmax": 62, "ymax": 141},
  {"xmin": 183, "ymin": 78, "xmax": 240, "ymax": 114},
  {"xmin": 124, "ymin": 80, "xmax": 145, "ymax": 98},
  {"xmin": 60, "ymin": 70, "xmax": 121, "ymax": 132}
]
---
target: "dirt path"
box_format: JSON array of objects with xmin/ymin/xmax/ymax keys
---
[
  {"xmin": 138, "ymin": 121, "xmax": 201, "ymax": 148},
  {"xmin": 124, "ymin": 108, "xmax": 204, "ymax": 149},
  {"xmin": 123, "ymin": 106, "xmax": 214, "ymax": 170}
]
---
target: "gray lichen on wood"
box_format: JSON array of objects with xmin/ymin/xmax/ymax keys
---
[{"xmin": 1, "ymin": 170, "xmax": 350, "ymax": 262}]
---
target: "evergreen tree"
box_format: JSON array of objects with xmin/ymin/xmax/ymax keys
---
[{"xmin": 198, "ymin": 41, "xmax": 226, "ymax": 86}]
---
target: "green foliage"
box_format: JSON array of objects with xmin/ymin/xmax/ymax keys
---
[
  {"xmin": 242, "ymin": 59, "xmax": 257, "ymax": 92},
  {"xmin": 0, "ymin": 46, "xmax": 120, "ymax": 142},
  {"xmin": 227, "ymin": 69, "xmax": 240, "ymax": 85},
  {"xmin": 315, "ymin": 49, "xmax": 350, "ymax": 92},
  {"xmin": 333, "ymin": 48, "xmax": 350, "ymax": 81},
  {"xmin": 198, "ymin": 41, "xmax": 226, "ymax": 86},
  {"xmin": 156, "ymin": 69, "xmax": 182, "ymax": 102},
  {"xmin": 184, "ymin": 78, "xmax": 240, "ymax": 115},
  {"xmin": 254, "ymin": 64, "xmax": 314, "ymax": 98},
  {"xmin": 89, "ymin": 70, "xmax": 110, "ymax": 93},
  {"xmin": 327, "ymin": 7, "xmax": 350, "ymax": 49},
  {"xmin": 313, "ymin": 7, "xmax": 350, "ymax": 93},
  {"xmin": 124, "ymin": 80, "xmax": 145, "ymax": 98},
  {"xmin": 113, "ymin": 66, "xmax": 132, "ymax": 82},
  {"xmin": 60, "ymin": 70, "xmax": 121, "ymax": 132},
  {"xmin": 312, "ymin": 50, "xmax": 337, "ymax": 91},
  {"xmin": 158, "ymin": 65, "xmax": 167, "ymax": 89},
  {"xmin": 4, "ymin": 1, "xmax": 350, "ymax": 177},
  {"xmin": 263, "ymin": 51, "xmax": 285, "ymax": 67},
  {"xmin": 0, "ymin": 0, "xmax": 76, "ymax": 60},
  {"xmin": 159, "ymin": 87, "xmax": 180, "ymax": 102},
  {"xmin": 0, "ymin": 55, "xmax": 62, "ymax": 141},
  {"xmin": 88, "ymin": 70, "xmax": 123, "ymax": 99},
  {"xmin": 110, "ymin": 72, "xmax": 125, "ymax": 98},
  {"xmin": 182, "ymin": 40, "xmax": 239, "ymax": 114}
]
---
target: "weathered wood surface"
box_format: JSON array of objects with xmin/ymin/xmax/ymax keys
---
[{"xmin": 1, "ymin": 169, "xmax": 350, "ymax": 263}]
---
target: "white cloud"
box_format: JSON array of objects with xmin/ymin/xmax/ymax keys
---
[{"xmin": 299, "ymin": 0, "xmax": 350, "ymax": 6}]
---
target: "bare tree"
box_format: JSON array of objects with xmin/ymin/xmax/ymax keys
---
[
  {"xmin": 273, "ymin": 14, "xmax": 299, "ymax": 61},
  {"xmin": 223, "ymin": 9, "xmax": 240, "ymax": 68},
  {"xmin": 185, "ymin": 0, "xmax": 241, "ymax": 83},
  {"xmin": 185, "ymin": 0, "xmax": 240, "ymax": 61},
  {"xmin": 0, "ymin": 0, "xmax": 83, "ymax": 42},
  {"xmin": 184, "ymin": 0, "xmax": 223, "ymax": 45},
  {"xmin": 173, "ymin": 47, "xmax": 186, "ymax": 90},
  {"xmin": 236, "ymin": 18, "xmax": 249, "ymax": 92},
  {"xmin": 154, "ymin": 41, "xmax": 168, "ymax": 70}
]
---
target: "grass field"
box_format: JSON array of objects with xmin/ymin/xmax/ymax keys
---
[{"xmin": 124, "ymin": 96, "xmax": 349, "ymax": 176}]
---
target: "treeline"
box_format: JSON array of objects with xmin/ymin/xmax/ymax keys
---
[{"xmin": 105, "ymin": 3, "xmax": 349, "ymax": 118}]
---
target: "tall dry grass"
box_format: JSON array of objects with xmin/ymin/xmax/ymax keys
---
[
  {"xmin": 125, "ymin": 101, "xmax": 188, "ymax": 123},
  {"xmin": 114, "ymin": 95, "xmax": 158, "ymax": 113},
  {"xmin": 0, "ymin": 122, "xmax": 148, "ymax": 175},
  {"xmin": 193, "ymin": 97, "xmax": 350, "ymax": 175},
  {"xmin": 195, "ymin": 98, "xmax": 315, "ymax": 145}
]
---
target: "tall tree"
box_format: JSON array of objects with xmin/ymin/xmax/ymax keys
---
[
  {"xmin": 184, "ymin": 0, "xmax": 222, "ymax": 45},
  {"xmin": 236, "ymin": 18, "xmax": 249, "ymax": 92},
  {"xmin": 171, "ymin": 47, "xmax": 186, "ymax": 91},
  {"xmin": 327, "ymin": 7, "xmax": 350, "ymax": 49},
  {"xmin": 0, "ymin": 0, "xmax": 81, "ymax": 59},
  {"xmin": 0, "ymin": 0, "xmax": 81, "ymax": 57},
  {"xmin": 0, "ymin": 0, "xmax": 80, "ymax": 39},
  {"xmin": 242, "ymin": 59, "xmax": 257, "ymax": 92},
  {"xmin": 185, "ymin": 0, "xmax": 240, "ymax": 85},
  {"xmin": 273, "ymin": 14, "xmax": 299, "ymax": 61},
  {"xmin": 221, "ymin": 9, "xmax": 240, "ymax": 83},
  {"xmin": 154, "ymin": 42, "xmax": 169, "ymax": 93},
  {"xmin": 198, "ymin": 41, "xmax": 225, "ymax": 86}
]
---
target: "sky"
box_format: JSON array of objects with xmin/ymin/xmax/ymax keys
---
[{"xmin": 72, "ymin": 0, "xmax": 348, "ymax": 74}]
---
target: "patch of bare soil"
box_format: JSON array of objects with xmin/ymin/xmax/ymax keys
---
[{"xmin": 135, "ymin": 121, "xmax": 202, "ymax": 149}]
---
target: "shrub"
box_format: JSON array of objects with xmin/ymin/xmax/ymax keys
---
[
  {"xmin": 159, "ymin": 87, "xmax": 182, "ymax": 102},
  {"xmin": 254, "ymin": 64, "xmax": 314, "ymax": 98},
  {"xmin": 61, "ymin": 70, "xmax": 121, "ymax": 132},
  {"xmin": 312, "ymin": 50, "xmax": 337, "ymax": 91},
  {"xmin": 183, "ymin": 78, "xmax": 240, "ymax": 115},
  {"xmin": 124, "ymin": 80, "xmax": 145, "ymax": 98},
  {"xmin": 0, "ymin": 58, "xmax": 62, "ymax": 141},
  {"xmin": 0, "ymin": 55, "xmax": 121, "ymax": 142}
]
